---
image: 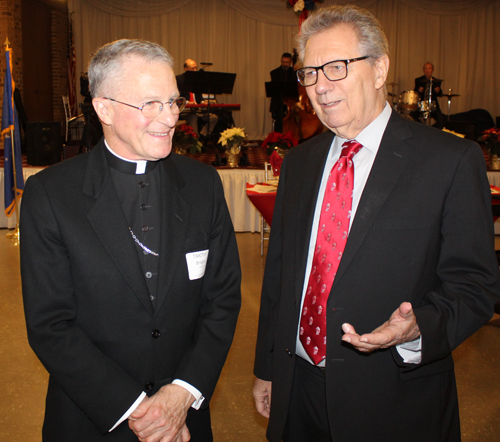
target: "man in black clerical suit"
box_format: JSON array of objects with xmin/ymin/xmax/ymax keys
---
[
  {"xmin": 269, "ymin": 52, "xmax": 299, "ymax": 133},
  {"xmin": 20, "ymin": 39, "xmax": 241, "ymax": 442},
  {"xmin": 253, "ymin": 6, "xmax": 499, "ymax": 442},
  {"xmin": 414, "ymin": 61, "xmax": 445, "ymax": 128}
]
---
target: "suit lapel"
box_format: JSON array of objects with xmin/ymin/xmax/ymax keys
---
[
  {"xmin": 154, "ymin": 157, "xmax": 191, "ymax": 313},
  {"xmin": 332, "ymin": 111, "xmax": 414, "ymax": 288},
  {"xmin": 83, "ymin": 142, "xmax": 154, "ymax": 316}
]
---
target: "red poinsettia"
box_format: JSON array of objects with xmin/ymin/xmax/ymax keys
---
[
  {"xmin": 173, "ymin": 124, "xmax": 202, "ymax": 154},
  {"xmin": 262, "ymin": 131, "xmax": 298, "ymax": 156},
  {"xmin": 478, "ymin": 127, "xmax": 500, "ymax": 157}
]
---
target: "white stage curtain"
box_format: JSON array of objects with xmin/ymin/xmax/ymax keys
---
[{"xmin": 69, "ymin": 0, "xmax": 500, "ymax": 139}]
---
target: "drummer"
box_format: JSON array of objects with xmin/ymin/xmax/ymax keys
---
[{"xmin": 414, "ymin": 62, "xmax": 444, "ymax": 128}]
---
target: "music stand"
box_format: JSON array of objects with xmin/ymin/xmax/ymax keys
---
[
  {"xmin": 183, "ymin": 71, "xmax": 237, "ymax": 135},
  {"xmin": 265, "ymin": 81, "xmax": 298, "ymax": 133}
]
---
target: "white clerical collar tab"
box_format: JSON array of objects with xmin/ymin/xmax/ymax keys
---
[
  {"xmin": 105, "ymin": 139, "xmax": 148, "ymax": 174},
  {"xmin": 135, "ymin": 161, "xmax": 147, "ymax": 174}
]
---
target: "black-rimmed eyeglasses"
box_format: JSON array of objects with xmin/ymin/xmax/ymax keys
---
[
  {"xmin": 296, "ymin": 56, "xmax": 371, "ymax": 87},
  {"xmin": 104, "ymin": 97, "xmax": 187, "ymax": 118}
]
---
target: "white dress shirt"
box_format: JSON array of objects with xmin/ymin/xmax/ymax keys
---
[{"xmin": 295, "ymin": 103, "xmax": 422, "ymax": 366}]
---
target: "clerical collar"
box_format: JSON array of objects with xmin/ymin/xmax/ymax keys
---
[{"xmin": 104, "ymin": 139, "xmax": 159, "ymax": 175}]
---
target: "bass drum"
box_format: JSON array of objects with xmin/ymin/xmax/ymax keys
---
[{"xmin": 398, "ymin": 90, "xmax": 419, "ymax": 113}]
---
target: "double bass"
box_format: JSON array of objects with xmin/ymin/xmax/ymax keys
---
[{"xmin": 282, "ymin": 49, "xmax": 324, "ymax": 141}]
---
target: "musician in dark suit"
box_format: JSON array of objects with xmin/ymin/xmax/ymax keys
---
[
  {"xmin": 414, "ymin": 62, "xmax": 445, "ymax": 128},
  {"xmin": 269, "ymin": 52, "xmax": 299, "ymax": 133},
  {"xmin": 176, "ymin": 59, "xmax": 218, "ymax": 136},
  {"xmin": 253, "ymin": 6, "xmax": 499, "ymax": 442},
  {"xmin": 20, "ymin": 39, "xmax": 241, "ymax": 442}
]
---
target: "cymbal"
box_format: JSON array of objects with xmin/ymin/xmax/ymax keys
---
[{"xmin": 444, "ymin": 93, "xmax": 460, "ymax": 97}]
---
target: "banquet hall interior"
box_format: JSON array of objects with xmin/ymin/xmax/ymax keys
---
[{"xmin": 1, "ymin": 0, "xmax": 499, "ymax": 441}]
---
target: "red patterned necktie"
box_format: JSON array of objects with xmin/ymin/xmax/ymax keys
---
[{"xmin": 299, "ymin": 140, "xmax": 362, "ymax": 365}]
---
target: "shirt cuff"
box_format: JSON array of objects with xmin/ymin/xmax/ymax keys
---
[
  {"xmin": 396, "ymin": 336, "xmax": 422, "ymax": 364},
  {"xmin": 172, "ymin": 379, "xmax": 205, "ymax": 410},
  {"xmin": 109, "ymin": 391, "xmax": 147, "ymax": 432}
]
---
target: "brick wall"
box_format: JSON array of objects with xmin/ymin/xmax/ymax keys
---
[
  {"xmin": 52, "ymin": 9, "xmax": 68, "ymax": 126},
  {"xmin": 0, "ymin": 0, "xmax": 23, "ymax": 103},
  {"xmin": 0, "ymin": 0, "xmax": 68, "ymax": 135}
]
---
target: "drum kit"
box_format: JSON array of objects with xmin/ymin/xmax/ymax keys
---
[{"xmin": 387, "ymin": 81, "xmax": 460, "ymax": 124}]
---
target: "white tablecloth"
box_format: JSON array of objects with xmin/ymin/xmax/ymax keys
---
[
  {"xmin": 0, "ymin": 167, "xmax": 44, "ymax": 229},
  {"xmin": 217, "ymin": 169, "xmax": 266, "ymax": 232},
  {"xmin": 0, "ymin": 166, "xmax": 265, "ymax": 232}
]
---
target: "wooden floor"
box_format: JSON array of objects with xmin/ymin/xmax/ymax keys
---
[{"xmin": 0, "ymin": 231, "xmax": 498, "ymax": 441}]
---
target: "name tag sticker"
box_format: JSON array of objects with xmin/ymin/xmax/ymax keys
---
[{"xmin": 185, "ymin": 250, "xmax": 209, "ymax": 280}]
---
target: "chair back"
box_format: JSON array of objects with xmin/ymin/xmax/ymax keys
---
[{"xmin": 264, "ymin": 162, "xmax": 273, "ymax": 181}]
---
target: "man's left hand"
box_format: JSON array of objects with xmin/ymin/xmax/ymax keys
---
[
  {"xmin": 341, "ymin": 302, "xmax": 420, "ymax": 352},
  {"xmin": 129, "ymin": 384, "xmax": 194, "ymax": 442}
]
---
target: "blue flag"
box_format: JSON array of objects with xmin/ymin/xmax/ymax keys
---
[{"xmin": 1, "ymin": 46, "xmax": 24, "ymax": 217}]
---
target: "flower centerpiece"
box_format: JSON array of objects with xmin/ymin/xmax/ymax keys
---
[
  {"xmin": 262, "ymin": 131, "xmax": 299, "ymax": 177},
  {"xmin": 173, "ymin": 124, "xmax": 203, "ymax": 155},
  {"xmin": 218, "ymin": 127, "xmax": 246, "ymax": 167},
  {"xmin": 478, "ymin": 127, "xmax": 500, "ymax": 169},
  {"xmin": 262, "ymin": 131, "xmax": 298, "ymax": 157},
  {"xmin": 287, "ymin": 0, "xmax": 324, "ymax": 27}
]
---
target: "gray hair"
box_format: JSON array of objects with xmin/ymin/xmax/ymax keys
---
[
  {"xmin": 296, "ymin": 5, "xmax": 389, "ymax": 64},
  {"xmin": 88, "ymin": 39, "xmax": 174, "ymax": 98}
]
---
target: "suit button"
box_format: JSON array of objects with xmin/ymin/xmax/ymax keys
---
[
  {"xmin": 145, "ymin": 382, "xmax": 154, "ymax": 390},
  {"xmin": 141, "ymin": 203, "xmax": 148, "ymax": 210},
  {"xmin": 142, "ymin": 225, "xmax": 149, "ymax": 232},
  {"xmin": 139, "ymin": 182, "xmax": 146, "ymax": 188},
  {"xmin": 152, "ymin": 329, "xmax": 161, "ymax": 338},
  {"xmin": 285, "ymin": 349, "xmax": 293, "ymax": 357}
]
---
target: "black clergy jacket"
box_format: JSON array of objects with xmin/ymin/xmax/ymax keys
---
[
  {"xmin": 20, "ymin": 138, "xmax": 241, "ymax": 441},
  {"xmin": 254, "ymin": 110, "xmax": 500, "ymax": 442}
]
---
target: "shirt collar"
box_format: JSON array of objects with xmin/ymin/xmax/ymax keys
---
[
  {"xmin": 104, "ymin": 139, "xmax": 159, "ymax": 175},
  {"xmin": 332, "ymin": 102, "xmax": 392, "ymax": 156}
]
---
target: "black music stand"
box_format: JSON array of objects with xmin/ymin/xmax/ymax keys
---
[
  {"xmin": 183, "ymin": 71, "xmax": 237, "ymax": 136},
  {"xmin": 265, "ymin": 81, "xmax": 298, "ymax": 133}
]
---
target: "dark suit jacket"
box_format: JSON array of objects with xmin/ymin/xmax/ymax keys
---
[
  {"xmin": 20, "ymin": 140, "xmax": 241, "ymax": 441},
  {"xmin": 176, "ymin": 72, "xmax": 203, "ymax": 104},
  {"xmin": 254, "ymin": 111, "xmax": 500, "ymax": 442}
]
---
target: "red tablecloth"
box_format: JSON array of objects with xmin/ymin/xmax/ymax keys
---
[
  {"xmin": 491, "ymin": 185, "xmax": 500, "ymax": 222},
  {"xmin": 246, "ymin": 183, "xmax": 277, "ymax": 226}
]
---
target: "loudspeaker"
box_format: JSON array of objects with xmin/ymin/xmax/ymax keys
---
[{"xmin": 26, "ymin": 122, "xmax": 62, "ymax": 166}]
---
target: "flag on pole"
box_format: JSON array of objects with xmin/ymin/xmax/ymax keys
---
[
  {"xmin": 67, "ymin": 12, "xmax": 77, "ymax": 117},
  {"xmin": 1, "ymin": 44, "xmax": 24, "ymax": 217}
]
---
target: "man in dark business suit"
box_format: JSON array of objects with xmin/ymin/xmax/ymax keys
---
[
  {"xmin": 253, "ymin": 6, "xmax": 499, "ymax": 442},
  {"xmin": 20, "ymin": 39, "xmax": 240, "ymax": 442}
]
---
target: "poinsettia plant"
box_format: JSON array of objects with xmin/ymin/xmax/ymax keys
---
[
  {"xmin": 478, "ymin": 127, "xmax": 500, "ymax": 158},
  {"xmin": 218, "ymin": 127, "xmax": 246, "ymax": 154},
  {"xmin": 173, "ymin": 124, "xmax": 202, "ymax": 154},
  {"xmin": 261, "ymin": 131, "xmax": 298, "ymax": 156}
]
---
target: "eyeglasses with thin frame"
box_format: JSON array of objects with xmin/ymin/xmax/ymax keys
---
[
  {"xmin": 104, "ymin": 97, "xmax": 187, "ymax": 118},
  {"xmin": 296, "ymin": 56, "xmax": 371, "ymax": 87}
]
